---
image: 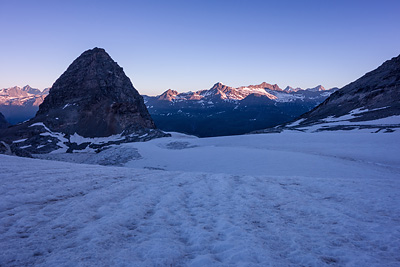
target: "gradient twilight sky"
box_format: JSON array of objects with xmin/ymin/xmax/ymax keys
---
[{"xmin": 1, "ymin": 0, "xmax": 399, "ymax": 95}]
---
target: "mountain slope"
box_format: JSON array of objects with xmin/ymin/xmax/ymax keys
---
[
  {"xmin": 145, "ymin": 82, "xmax": 337, "ymax": 137},
  {"xmin": 301, "ymin": 54, "xmax": 400, "ymax": 123},
  {"xmin": 258, "ymin": 54, "xmax": 400, "ymax": 133}
]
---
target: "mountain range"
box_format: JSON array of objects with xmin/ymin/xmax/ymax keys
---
[
  {"xmin": 0, "ymin": 82, "xmax": 337, "ymax": 137},
  {"xmin": 144, "ymin": 82, "xmax": 337, "ymax": 137},
  {"xmin": 152, "ymin": 82, "xmax": 332, "ymax": 102},
  {"xmin": 1, "ymin": 49, "xmax": 399, "ymax": 152}
]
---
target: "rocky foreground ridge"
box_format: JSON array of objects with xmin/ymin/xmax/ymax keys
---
[{"xmin": 0, "ymin": 48, "xmax": 169, "ymax": 156}]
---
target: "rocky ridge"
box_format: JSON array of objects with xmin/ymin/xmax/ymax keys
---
[{"xmin": 256, "ymin": 54, "xmax": 400, "ymax": 133}]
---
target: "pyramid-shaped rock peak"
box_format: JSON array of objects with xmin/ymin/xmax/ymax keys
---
[{"xmin": 37, "ymin": 47, "xmax": 155, "ymax": 137}]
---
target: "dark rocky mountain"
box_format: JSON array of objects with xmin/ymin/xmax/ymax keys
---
[
  {"xmin": 0, "ymin": 112, "xmax": 9, "ymax": 129},
  {"xmin": 0, "ymin": 85, "xmax": 49, "ymax": 124},
  {"xmin": 0, "ymin": 48, "xmax": 169, "ymax": 155},
  {"xmin": 144, "ymin": 82, "xmax": 337, "ymax": 137},
  {"xmin": 257, "ymin": 54, "xmax": 400, "ymax": 133},
  {"xmin": 37, "ymin": 47, "xmax": 155, "ymax": 137}
]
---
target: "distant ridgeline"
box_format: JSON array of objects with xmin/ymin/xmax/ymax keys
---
[{"xmin": 144, "ymin": 82, "xmax": 337, "ymax": 137}]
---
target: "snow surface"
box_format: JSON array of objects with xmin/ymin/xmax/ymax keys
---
[
  {"xmin": 12, "ymin": 138, "xmax": 27, "ymax": 144},
  {"xmin": 323, "ymin": 115, "xmax": 400, "ymax": 125},
  {"xmin": 296, "ymin": 115, "xmax": 400, "ymax": 133},
  {"xmin": 1, "ymin": 131, "xmax": 400, "ymax": 266},
  {"xmin": 271, "ymin": 92, "xmax": 305, "ymax": 102},
  {"xmin": 285, "ymin": 108, "xmax": 400, "ymax": 133},
  {"xmin": 122, "ymin": 132, "xmax": 400, "ymax": 177},
  {"xmin": 322, "ymin": 107, "xmax": 400, "ymax": 126},
  {"xmin": 285, "ymin": 118, "xmax": 305, "ymax": 127},
  {"xmin": 68, "ymin": 132, "xmax": 125, "ymax": 146},
  {"xmin": 235, "ymin": 87, "xmax": 277, "ymax": 100}
]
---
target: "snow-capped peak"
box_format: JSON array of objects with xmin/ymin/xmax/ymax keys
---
[{"xmin": 308, "ymin": 85, "xmax": 326, "ymax": 91}]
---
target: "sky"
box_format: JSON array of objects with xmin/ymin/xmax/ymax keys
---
[{"xmin": 0, "ymin": 0, "xmax": 399, "ymax": 96}]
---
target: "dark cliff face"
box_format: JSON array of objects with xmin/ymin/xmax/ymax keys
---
[
  {"xmin": 0, "ymin": 112, "xmax": 9, "ymax": 129},
  {"xmin": 37, "ymin": 47, "xmax": 155, "ymax": 137},
  {"xmin": 299, "ymin": 54, "xmax": 400, "ymax": 124}
]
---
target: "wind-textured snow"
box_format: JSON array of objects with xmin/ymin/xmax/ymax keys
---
[{"xmin": 1, "ymin": 131, "xmax": 400, "ymax": 266}]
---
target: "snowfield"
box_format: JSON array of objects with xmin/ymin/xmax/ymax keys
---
[{"xmin": 1, "ymin": 131, "xmax": 400, "ymax": 266}]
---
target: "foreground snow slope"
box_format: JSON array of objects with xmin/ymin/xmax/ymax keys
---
[{"xmin": 1, "ymin": 132, "xmax": 400, "ymax": 266}]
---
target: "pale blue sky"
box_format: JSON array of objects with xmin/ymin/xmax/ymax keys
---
[{"xmin": 1, "ymin": 0, "xmax": 399, "ymax": 95}]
